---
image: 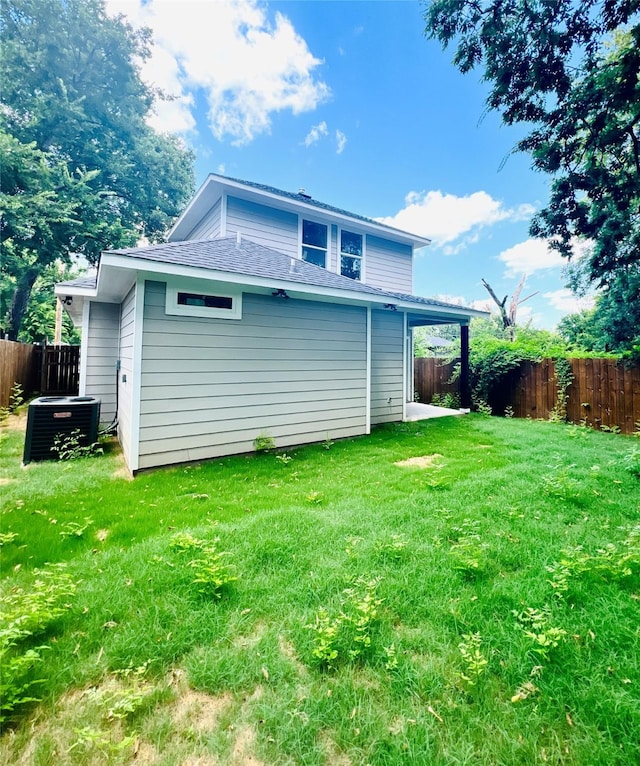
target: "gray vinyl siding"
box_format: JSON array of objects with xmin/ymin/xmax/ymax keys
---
[
  {"xmin": 365, "ymin": 235, "xmax": 413, "ymax": 293},
  {"xmin": 137, "ymin": 281, "xmax": 367, "ymax": 469},
  {"xmin": 370, "ymin": 309, "xmax": 404, "ymax": 424},
  {"xmin": 83, "ymin": 302, "xmax": 119, "ymax": 425},
  {"xmin": 117, "ymin": 285, "xmax": 136, "ymax": 467},
  {"xmin": 189, "ymin": 198, "xmax": 221, "ymax": 240},
  {"xmin": 226, "ymin": 196, "xmax": 298, "ymax": 256}
]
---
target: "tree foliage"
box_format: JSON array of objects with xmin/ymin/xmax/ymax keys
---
[
  {"xmin": 558, "ymin": 265, "xmax": 640, "ymax": 357},
  {"xmin": 0, "ymin": 0, "xmax": 195, "ymax": 340},
  {"xmin": 424, "ymin": 1, "xmax": 640, "ymax": 313}
]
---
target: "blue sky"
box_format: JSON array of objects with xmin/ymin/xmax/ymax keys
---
[{"xmin": 106, "ymin": 0, "xmax": 595, "ymax": 328}]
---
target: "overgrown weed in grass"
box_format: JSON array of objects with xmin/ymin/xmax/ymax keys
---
[
  {"xmin": 620, "ymin": 444, "xmax": 640, "ymax": 477},
  {"xmin": 50, "ymin": 428, "xmax": 103, "ymax": 461},
  {"xmin": 170, "ymin": 532, "xmax": 236, "ymax": 597},
  {"xmin": 547, "ymin": 526, "xmax": 640, "ymax": 593},
  {"xmin": 512, "ymin": 606, "xmax": 567, "ymax": 662},
  {"xmin": 59, "ymin": 517, "xmax": 94, "ymax": 539},
  {"xmin": 307, "ymin": 576, "xmax": 384, "ymax": 669},
  {"xmin": 540, "ymin": 461, "xmax": 583, "ymax": 501},
  {"xmin": 374, "ymin": 534, "xmax": 408, "ymax": 562},
  {"xmin": 448, "ymin": 520, "xmax": 489, "ymax": 576},
  {"xmin": 0, "ymin": 531, "xmax": 18, "ymax": 546},
  {"xmin": 0, "ymin": 563, "xmax": 77, "ymax": 724},
  {"xmin": 455, "ymin": 632, "xmax": 488, "ymax": 690}
]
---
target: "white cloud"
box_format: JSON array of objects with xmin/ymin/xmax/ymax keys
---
[
  {"xmin": 105, "ymin": 0, "xmax": 330, "ymax": 144},
  {"xmin": 497, "ymin": 238, "xmax": 566, "ymax": 277},
  {"xmin": 543, "ymin": 289, "xmax": 596, "ymax": 314},
  {"xmin": 304, "ymin": 121, "xmax": 328, "ymax": 146},
  {"xmin": 377, "ymin": 190, "xmax": 535, "ymax": 248},
  {"xmin": 336, "ymin": 129, "xmax": 347, "ymax": 154}
]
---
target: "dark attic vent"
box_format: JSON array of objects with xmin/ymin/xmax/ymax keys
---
[{"xmin": 298, "ymin": 188, "xmax": 312, "ymax": 199}]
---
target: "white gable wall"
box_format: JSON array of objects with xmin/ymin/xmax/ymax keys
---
[{"xmin": 136, "ymin": 281, "xmax": 368, "ymax": 470}]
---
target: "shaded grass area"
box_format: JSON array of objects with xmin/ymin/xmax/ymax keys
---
[{"xmin": 1, "ymin": 414, "xmax": 639, "ymax": 765}]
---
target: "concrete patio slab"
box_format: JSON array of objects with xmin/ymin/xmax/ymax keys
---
[{"xmin": 404, "ymin": 402, "xmax": 467, "ymax": 421}]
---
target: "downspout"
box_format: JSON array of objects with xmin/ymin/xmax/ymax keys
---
[
  {"xmin": 129, "ymin": 276, "xmax": 145, "ymax": 473},
  {"xmin": 402, "ymin": 311, "xmax": 408, "ymax": 422},
  {"xmin": 366, "ymin": 305, "xmax": 371, "ymax": 434}
]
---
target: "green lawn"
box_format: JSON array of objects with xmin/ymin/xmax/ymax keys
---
[{"xmin": 1, "ymin": 413, "xmax": 639, "ymax": 765}]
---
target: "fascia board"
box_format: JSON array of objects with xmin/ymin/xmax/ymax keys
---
[{"xmin": 54, "ymin": 283, "xmax": 97, "ymax": 298}]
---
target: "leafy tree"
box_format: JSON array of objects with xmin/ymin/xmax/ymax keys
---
[
  {"xmin": 556, "ymin": 309, "xmax": 606, "ymax": 354},
  {"xmin": 0, "ymin": 0, "xmax": 195, "ymax": 340},
  {"xmin": 414, "ymin": 323, "xmax": 460, "ymax": 357},
  {"xmin": 424, "ymin": 1, "xmax": 640, "ymax": 340},
  {"xmin": 558, "ymin": 266, "xmax": 640, "ymax": 356},
  {"xmin": 18, "ymin": 263, "xmax": 82, "ymax": 345}
]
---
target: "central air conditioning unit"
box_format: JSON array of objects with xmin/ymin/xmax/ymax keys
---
[{"xmin": 23, "ymin": 396, "xmax": 101, "ymax": 463}]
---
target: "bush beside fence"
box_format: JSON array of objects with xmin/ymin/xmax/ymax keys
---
[{"xmin": 414, "ymin": 357, "xmax": 640, "ymax": 434}]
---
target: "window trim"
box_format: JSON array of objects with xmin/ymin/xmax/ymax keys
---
[
  {"xmin": 300, "ymin": 218, "xmax": 328, "ymax": 269},
  {"xmin": 165, "ymin": 279, "xmax": 242, "ymax": 320}
]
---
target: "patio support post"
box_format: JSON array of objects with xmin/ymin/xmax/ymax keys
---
[{"xmin": 460, "ymin": 323, "xmax": 471, "ymax": 410}]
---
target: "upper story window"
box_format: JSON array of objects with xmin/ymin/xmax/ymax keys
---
[
  {"xmin": 301, "ymin": 220, "xmax": 327, "ymax": 268},
  {"xmin": 340, "ymin": 230, "xmax": 363, "ymax": 281}
]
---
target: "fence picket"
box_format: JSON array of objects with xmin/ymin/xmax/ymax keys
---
[{"xmin": 0, "ymin": 341, "xmax": 79, "ymax": 408}]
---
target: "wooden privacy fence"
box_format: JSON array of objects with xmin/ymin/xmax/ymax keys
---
[
  {"xmin": 0, "ymin": 340, "xmax": 41, "ymax": 409},
  {"xmin": 414, "ymin": 357, "xmax": 640, "ymax": 434},
  {"xmin": 414, "ymin": 358, "xmax": 458, "ymax": 403},
  {"xmin": 40, "ymin": 344, "xmax": 80, "ymax": 396},
  {"xmin": 0, "ymin": 341, "xmax": 80, "ymax": 408},
  {"xmin": 510, "ymin": 358, "xmax": 640, "ymax": 434}
]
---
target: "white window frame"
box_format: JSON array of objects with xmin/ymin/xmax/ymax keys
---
[
  {"xmin": 300, "ymin": 218, "xmax": 328, "ymax": 269},
  {"xmin": 338, "ymin": 227, "xmax": 365, "ymax": 281},
  {"xmin": 165, "ymin": 278, "xmax": 242, "ymax": 320}
]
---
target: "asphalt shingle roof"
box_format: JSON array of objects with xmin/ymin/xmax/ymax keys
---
[
  {"xmin": 220, "ymin": 175, "xmax": 398, "ymax": 232},
  {"xmin": 59, "ymin": 237, "xmax": 477, "ymax": 314}
]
